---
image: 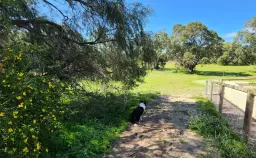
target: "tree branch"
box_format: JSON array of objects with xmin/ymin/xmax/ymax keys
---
[
  {"xmin": 43, "ymin": 0, "xmax": 69, "ymax": 21},
  {"xmin": 11, "ymin": 19, "xmax": 116, "ymax": 45}
]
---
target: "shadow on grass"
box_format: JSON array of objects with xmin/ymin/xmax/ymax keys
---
[
  {"xmin": 157, "ymin": 68, "xmax": 173, "ymax": 72},
  {"xmin": 47, "ymin": 91, "xmax": 160, "ymax": 158},
  {"xmin": 194, "ymin": 70, "xmax": 252, "ymax": 77}
]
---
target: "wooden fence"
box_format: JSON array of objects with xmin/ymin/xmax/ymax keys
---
[{"xmin": 206, "ymin": 79, "xmax": 256, "ymax": 144}]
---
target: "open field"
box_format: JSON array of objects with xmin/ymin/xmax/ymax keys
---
[{"xmin": 134, "ymin": 62, "xmax": 256, "ymax": 96}]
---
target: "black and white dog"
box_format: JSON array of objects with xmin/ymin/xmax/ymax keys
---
[{"xmin": 131, "ymin": 101, "xmax": 146, "ymax": 124}]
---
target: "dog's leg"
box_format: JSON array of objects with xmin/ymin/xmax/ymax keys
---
[{"xmin": 140, "ymin": 112, "xmax": 145, "ymax": 121}]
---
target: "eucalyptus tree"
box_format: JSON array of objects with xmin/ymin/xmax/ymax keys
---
[
  {"xmin": 234, "ymin": 17, "xmax": 256, "ymax": 65},
  {"xmin": 153, "ymin": 31, "xmax": 169, "ymax": 69},
  {"xmin": 169, "ymin": 22, "xmax": 223, "ymax": 71}
]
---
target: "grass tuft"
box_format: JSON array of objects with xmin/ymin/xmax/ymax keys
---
[{"xmin": 189, "ymin": 97, "xmax": 255, "ymax": 158}]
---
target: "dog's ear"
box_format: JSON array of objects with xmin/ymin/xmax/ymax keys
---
[{"xmin": 140, "ymin": 101, "xmax": 146, "ymax": 105}]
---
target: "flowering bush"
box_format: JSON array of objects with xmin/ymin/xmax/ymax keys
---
[{"xmin": 0, "ymin": 48, "xmax": 67, "ymax": 157}]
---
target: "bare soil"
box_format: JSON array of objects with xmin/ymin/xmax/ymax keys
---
[{"xmin": 105, "ymin": 96, "xmax": 207, "ymax": 158}]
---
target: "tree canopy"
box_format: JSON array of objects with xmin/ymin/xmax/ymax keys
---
[
  {"xmin": 168, "ymin": 22, "xmax": 224, "ymax": 71},
  {"xmin": 217, "ymin": 17, "xmax": 256, "ymax": 66},
  {"xmin": 152, "ymin": 31, "xmax": 169, "ymax": 69},
  {"xmin": 0, "ymin": 0, "xmax": 156, "ymax": 87}
]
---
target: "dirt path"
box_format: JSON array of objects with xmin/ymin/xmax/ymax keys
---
[{"xmin": 105, "ymin": 96, "xmax": 206, "ymax": 158}]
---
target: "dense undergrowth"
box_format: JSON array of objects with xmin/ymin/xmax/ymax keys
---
[
  {"xmin": 189, "ymin": 97, "xmax": 256, "ymax": 158},
  {"xmin": 51, "ymin": 90, "xmax": 158, "ymax": 158},
  {"xmin": 0, "ymin": 48, "xmax": 159, "ymax": 157}
]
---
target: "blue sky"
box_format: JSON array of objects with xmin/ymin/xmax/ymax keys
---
[{"xmin": 127, "ymin": 0, "xmax": 255, "ymax": 42}]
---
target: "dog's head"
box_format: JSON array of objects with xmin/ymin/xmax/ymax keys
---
[{"xmin": 139, "ymin": 101, "xmax": 146, "ymax": 110}]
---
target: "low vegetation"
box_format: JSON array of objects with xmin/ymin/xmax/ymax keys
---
[
  {"xmin": 189, "ymin": 98, "xmax": 256, "ymax": 158},
  {"xmin": 51, "ymin": 91, "xmax": 158, "ymax": 157}
]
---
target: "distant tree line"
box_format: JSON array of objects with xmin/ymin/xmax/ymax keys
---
[{"xmin": 151, "ymin": 17, "xmax": 256, "ymax": 72}]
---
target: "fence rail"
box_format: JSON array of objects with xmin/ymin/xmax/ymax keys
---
[{"xmin": 206, "ymin": 79, "xmax": 256, "ymax": 144}]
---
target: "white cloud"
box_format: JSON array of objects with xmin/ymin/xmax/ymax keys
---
[{"xmin": 222, "ymin": 32, "xmax": 237, "ymax": 39}]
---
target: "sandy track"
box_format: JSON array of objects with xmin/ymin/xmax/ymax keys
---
[{"xmin": 105, "ymin": 96, "xmax": 206, "ymax": 158}]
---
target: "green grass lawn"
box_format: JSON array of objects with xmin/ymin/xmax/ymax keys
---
[{"xmin": 134, "ymin": 62, "xmax": 256, "ymax": 96}]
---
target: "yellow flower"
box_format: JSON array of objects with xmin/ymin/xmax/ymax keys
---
[
  {"xmin": 34, "ymin": 149, "xmax": 37, "ymax": 152},
  {"xmin": 0, "ymin": 112, "xmax": 4, "ymax": 116},
  {"xmin": 23, "ymin": 147, "xmax": 29, "ymax": 153},
  {"xmin": 8, "ymin": 128, "xmax": 13, "ymax": 133},
  {"xmin": 8, "ymin": 121, "xmax": 12, "ymax": 125},
  {"xmin": 33, "ymin": 120, "xmax": 36, "ymax": 124},
  {"xmin": 13, "ymin": 111, "xmax": 18, "ymax": 118},
  {"xmin": 18, "ymin": 72, "xmax": 24, "ymax": 77},
  {"xmin": 18, "ymin": 102, "xmax": 23, "ymax": 108},
  {"xmin": 23, "ymin": 92, "xmax": 26, "ymax": 96},
  {"xmin": 52, "ymin": 115, "xmax": 57, "ymax": 121},
  {"xmin": 48, "ymin": 82, "xmax": 54, "ymax": 88},
  {"xmin": 16, "ymin": 96, "xmax": 22, "ymax": 100},
  {"xmin": 36, "ymin": 142, "xmax": 41, "ymax": 150},
  {"xmin": 15, "ymin": 56, "xmax": 21, "ymax": 60}
]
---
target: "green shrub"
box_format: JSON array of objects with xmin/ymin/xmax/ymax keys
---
[
  {"xmin": 199, "ymin": 57, "xmax": 210, "ymax": 64},
  {"xmin": 0, "ymin": 48, "xmax": 67, "ymax": 157},
  {"xmin": 217, "ymin": 54, "xmax": 230, "ymax": 65},
  {"xmin": 0, "ymin": 48, "xmax": 159, "ymax": 157},
  {"xmin": 49, "ymin": 92, "xmax": 158, "ymax": 157},
  {"xmin": 158, "ymin": 54, "xmax": 168, "ymax": 69},
  {"xmin": 182, "ymin": 52, "xmax": 197, "ymax": 73},
  {"xmin": 210, "ymin": 57, "xmax": 217, "ymax": 64}
]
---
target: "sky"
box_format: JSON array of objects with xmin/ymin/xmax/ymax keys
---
[{"xmin": 127, "ymin": 0, "xmax": 256, "ymax": 42}]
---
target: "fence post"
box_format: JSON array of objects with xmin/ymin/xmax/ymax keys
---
[
  {"xmin": 243, "ymin": 91, "xmax": 255, "ymax": 144},
  {"xmin": 218, "ymin": 82, "xmax": 225, "ymax": 114},
  {"xmin": 210, "ymin": 81, "xmax": 213, "ymax": 102}
]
